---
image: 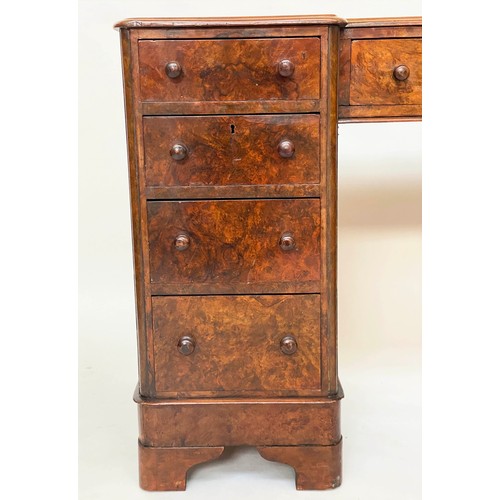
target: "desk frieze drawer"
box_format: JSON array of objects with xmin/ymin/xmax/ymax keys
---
[
  {"xmin": 151, "ymin": 294, "xmax": 321, "ymax": 397},
  {"xmin": 349, "ymin": 38, "xmax": 422, "ymax": 106},
  {"xmin": 138, "ymin": 37, "xmax": 321, "ymax": 102},
  {"xmin": 143, "ymin": 114, "xmax": 320, "ymax": 188},
  {"xmin": 147, "ymin": 199, "xmax": 320, "ymax": 294}
]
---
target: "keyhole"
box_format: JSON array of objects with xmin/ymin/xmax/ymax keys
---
[{"xmin": 230, "ymin": 124, "xmax": 235, "ymax": 134}]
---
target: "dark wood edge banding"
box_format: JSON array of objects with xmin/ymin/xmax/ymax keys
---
[
  {"xmin": 141, "ymin": 100, "xmax": 321, "ymax": 115},
  {"xmin": 145, "ymin": 184, "xmax": 321, "ymax": 200},
  {"xmin": 344, "ymin": 16, "xmax": 422, "ymax": 28},
  {"xmin": 134, "ymin": 383, "xmax": 344, "ymax": 404},
  {"xmin": 115, "ymin": 15, "xmax": 347, "ymax": 30}
]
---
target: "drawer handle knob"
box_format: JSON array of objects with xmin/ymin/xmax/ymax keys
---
[
  {"xmin": 393, "ymin": 64, "xmax": 410, "ymax": 81},
  {"xmin": 278, "ymin": 139, "xmax": 295, "ymax": 158},
  {"xmin": 278, "ymin": 59, "xmax": 295, "ymax": 77},
  {"xmin": 165, "ymin": 61, "xmax": 182, "ymax": 78},
  {"xmin": 170, "ymin": 143, "xmax": 188, "ymax": 161},
  {"xmin": 279, "ymin": 232, "xmax": 295, "ymax": 251},
  {"xmin": 280, "ymin": 335, "xmax": 298, "ymax": 355},
  {"xmin": 174, "ymin": 234, "xmax": 190, "ymax": 251},
  {"xmin": 177, "ymin": 336, "xmax": 195, "ymax": 356}
]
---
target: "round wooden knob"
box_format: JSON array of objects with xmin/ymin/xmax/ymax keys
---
[
  {"xmin": 393, "ymin": 64, "xmax": 410, "ymax": 81},
  {"xmin": 280, "ymin": 335, "xmax": 297, "ymax": 355},
  {"xmin": 177, "ymin": 336, "xmax": 195, "ymax": 355},
  {"xmin": 279, "ymin": 232, "xmax": 295, "ymax": 251},
  {"xmin": 278, "ymin": 140, "xmax": 295, "ymax": 158},
  {"xmin": 165, "ymin": 61, "xmax": 182, "ymax": 78},
  {"xmin": 278, "ymin": 59, "xmax": 295, "ymax": 77},
  {"xmin": 170, "ymin": 144, "xmax": 187, "ymax": 161},
  {"xmin": 174, "ymin": 234, "xmax": 190, "ymax": 251}
]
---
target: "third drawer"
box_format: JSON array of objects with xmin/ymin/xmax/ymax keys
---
[{"xmin": 147, "ymin": 198, "xmax": 321, "ymax": 295}]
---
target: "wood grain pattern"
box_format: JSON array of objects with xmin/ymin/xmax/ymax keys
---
[
  {"xmin": 141, "ymin": 100, "xmax": 321, "ymax": 115},
  {"xmin": 117, "ymin": 17, "xmax": 347, "ymax": 491},
  {"xmin": 145, "ymin": 184, "xmax": 320, "ymax": 200},
  {"xmin": 342, "ymin": 26, "xmax": 422, "ymax": 40},
  {"xmin": 344, "ymin": 16, "xmax": 422, "ymax": 28},
  {"xmin": 147, "ymin": 199, "xmax": 321, "ymax": 292},
  {"xmin": 152, "ymin": 295, "xmax": 321, "ymax": 395},
  {"xmin": 143, "ymin": 114, "xmax": 319, "ymax": 188},
  {"xmin": 338, "ymin": 37, "xmax": 351, "ymax": 105},
  {"xmin": 138, "ymin": 442, "xmax": 224, "ymax": 491},
  {"xmin": 338, "ymin": 18, "xmax": 422, "ymax": 122},
  {"xmin": 115, "ymin": 15, "xmax": 347, "ymax": 29},
  {"xmin": 339, "ymin": 104, "xmax": 421, "ymax": 122},
  {"xmin": 138, "ymin": 38, "xmax": 321, "ymax": 102},
  {"xmin": 119, "ymin": 29, "xmax": 155, "ymax": 394},
  {"xmin": 257, "ymin": 441, "xmax": 342, "ymax": 490},
  {"xmin": 136, "ymin": 387, "xmax": 342, "ymax": 447},
  {"xmin": 324, "ymin": 26, "xmax": 340, "ymax": 395},
  {"xmin": 350, "ymin": 38, "xmax": 422, "ymax": 106}
]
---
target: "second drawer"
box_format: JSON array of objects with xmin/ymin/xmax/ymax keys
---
[
  {"xmin": 143, "ymin": 114, "xmax": 320, "ymax": 188},
  {"xmin": 147, "ymin": 198, "xmax": 321, "ymax": 294}
]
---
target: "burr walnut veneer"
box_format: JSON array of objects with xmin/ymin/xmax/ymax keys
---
[{"xmin": 115, "ymin": 14, "xmax": 422, "ymax": 491}]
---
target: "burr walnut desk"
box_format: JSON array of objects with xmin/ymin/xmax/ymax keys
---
[{"xmin": 115, "ymin": 15, "xmax": 422, "ymax": 491}]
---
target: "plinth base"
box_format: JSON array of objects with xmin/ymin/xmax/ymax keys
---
[{"xmin": 135, "ymin": 386, "xmax": 343, "ymax": 491}]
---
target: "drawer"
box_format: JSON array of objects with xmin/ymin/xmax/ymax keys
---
[
  {"xmin": 349, "ymin": 38, "xmax": 421, "ymax": 105},
  {"xmin": 152, "ymin": 294, "xmax": 321, "ymax": 396},
  {"xmin": 147, "ymin": 199, "xmax": 320, "ymax": 294},
  {"xmin": 143, "ymin": 114, "xmax": 320, "ymax": 188},
  {"xmin": 138, "ymin": 38, "xmax": 320, "ymax": 102}
]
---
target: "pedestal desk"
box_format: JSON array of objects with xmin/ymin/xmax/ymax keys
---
[{"xmin": 115, "ymin": 15, "xmax": 422, "ymax": 491}]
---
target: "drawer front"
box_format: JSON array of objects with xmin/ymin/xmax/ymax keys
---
[
  {"xmin": 143, "ymin": 114, "xmax": 320, "ymax": 188},
  {"xmin": 147, "ymin": 199, "xmax": 320, "ymax": 293},
  {"xmin": 152, "ymin": 294, "xmax": 321, "ymax": 395},
  {"xmin": 138, "ymin": 38, "xmax": 320, "ymax": 102},
  {"xmin": 349, "ymin": 38, "xmax": 421, "ymax": 105}
]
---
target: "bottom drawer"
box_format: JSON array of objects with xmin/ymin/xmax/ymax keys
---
[{"xmin": 152, "ymin": 294, "xmax": 321, "ymax": 397}]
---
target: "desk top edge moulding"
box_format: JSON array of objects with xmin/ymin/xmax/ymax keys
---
[{"xmin": 115, "ymin": 14, "xmax": 422, "ymax": 491}]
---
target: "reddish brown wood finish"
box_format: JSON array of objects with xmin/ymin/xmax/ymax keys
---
[
  {"xmin": 350, "ymin": 39, "xmax": 422, "ymax": 105},
  {"xmin": 139, "ymin": 442, "xmax": 224, "ymax": 491},
  {"xmin": 146, "ymin": 199, "xmax": 321, "ymax": 293},
  {"xmin": 141, "ymin": 99, "xmax": 321, "ymax": 115},
  {"xmin": 135, "ymin": 388, "xmax": 342, "ymax": 447},
  {"xmin": 115, "ymin": 15, "xmax": 347, "ymax": 29},
  {"xmin": 339, "ymin": 17, "xmax": 422, "ymax": 122},
  {"xmin": 151, "ymin": 295, "xmax": 321, "ymax": 397},
  {"xmin": 143, "ymin": 114, "xmax": 320, "ymax": 188},
  {"xmin": 258, "ymin": 441, "xmax": 342, "ymax": 490},
  {"xmin": 138, "ymin": 38, "xmax": 321, "ymax": 102},
  {"xmin": 115, "ymin": 13, "xmax": 423, "ymax": 492},
  {"xmin": 145, "ymin": 183, "xmax": 321, "ymax": 200}
]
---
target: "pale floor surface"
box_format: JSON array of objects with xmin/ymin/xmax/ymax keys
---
[{"xmin": 79, "ymin": 227, "xmax": 421, "ymax": 499}]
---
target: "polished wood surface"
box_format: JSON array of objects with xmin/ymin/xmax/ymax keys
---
[
  {"xmin": 152, "ymin": 294, "xmax": 321, "ymax": 397},
  {"xmin": 339, "ymin": 16, "xmax": 422, "ymax": 122},
  {"xmin": 147, "ymin": 199, "xmax": 321, "ymax": 293},
  {"xmin": 135, "ymin": 388, "xmax": 342, "ymax": 447},
  {"xmin": 114, "ymin": 15, "xmax": 347, "ymax": 29},
  {"xmin": 350, "ymin": 39, "xmax": 422, "ymax": 106},
  {"xmin": 138, "ymin": 38, "xmax": 321, "ymax": 102},
  {"xmin": 138, "ymin": 443, "xmax": 224, "ymax": 491},
  {"xmin": 258, "ymin": 441, "xmax": 342, "ymax": 490},
  {"xmin": 116, "ymin": 14, "xmax": 421, "ymax": 491},
  {"xmin": 143, "ymin": 114, "xmax": 320, "ymax": 188}
]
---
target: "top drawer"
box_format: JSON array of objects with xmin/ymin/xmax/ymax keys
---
[
  {"xmin": 138, "ymin": 38, "xmax": 320, "ymax": 102},
  {"xmin": 349, "ymin": 38, "xmax": 421, "ymax": 106}
]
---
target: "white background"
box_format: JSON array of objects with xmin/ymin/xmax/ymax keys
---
[
  {"xmin": 4, "ymin": 1, "xmax": 500, "ymax": 500},
  {"xmin": 79, "ymin": 1, "xmax": 421, "ymax": 498}
]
